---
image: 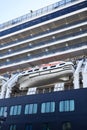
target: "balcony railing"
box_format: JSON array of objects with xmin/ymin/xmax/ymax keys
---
[
  {"xmin": 0, "ymin": 42, "xmax": 86, "ymax": 68},
  {"xmin": 0, "ymin": 19, "xmax": 86, "ymax": 50}
]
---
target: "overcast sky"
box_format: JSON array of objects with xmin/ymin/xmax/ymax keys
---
[{"xmin": 0, "ymin": 0, "xmax": 60, "ymax": 24}]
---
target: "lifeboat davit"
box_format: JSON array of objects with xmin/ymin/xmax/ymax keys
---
[
  {"xmin": 0, "ymin": 76, "xmax": 7, "ymax": 86},
  {"xmin": 18, "ymin": 61, "xmax": 74, "ymax": 90}
]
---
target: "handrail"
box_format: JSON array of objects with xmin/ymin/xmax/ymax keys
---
[{"xmin": 0, "ymin": 0, "xmax": 77, "ymax": 30}]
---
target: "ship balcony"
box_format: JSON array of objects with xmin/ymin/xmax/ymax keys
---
[
  {"xmin": 0, "ymin": 19, "xmax": 87, "ymax": 51},
  {"xmin": 0, "ymin": 40, "xmax": 87, "ymax": 73},
  {"xmin": 0, "ymin": 29, "xmax": 87, "ymax": 59}
]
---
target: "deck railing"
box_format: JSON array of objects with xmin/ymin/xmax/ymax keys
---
[{"xmin": 0, "ymin": 0, "xmax": 77, "ymax": 30}]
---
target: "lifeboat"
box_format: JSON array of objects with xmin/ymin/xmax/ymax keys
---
[{"xmin": 18, "ymin": 61, "xmax": 74, "ymax": 90}]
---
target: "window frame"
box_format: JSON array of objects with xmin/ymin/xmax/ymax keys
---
[
  {"xmin": 24, "ymin": 103, "xmax": 38, "ymax": 115},
  {"xmin": 41, "ymin": 102, "xmax": 55, "ymax": 113},
  {"xmin": 59, "ymin": 100, "xmax": 75, "ymax": 112},
  {"xmin": 10, "ymin": 105, "xmax": 22, "ymax": 116},
  {"xmin": 9, "ymin": 124, "xmax": 16, "ymax": 130}
]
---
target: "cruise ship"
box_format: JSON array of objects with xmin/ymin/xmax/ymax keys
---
[{"xmin": 0, "ymin": 0, "xmax": 87, "ymax": 129}]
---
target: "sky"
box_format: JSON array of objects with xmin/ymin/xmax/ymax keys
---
[{"xmin": 0, "ymin": 0, "xmax": 60, "ymax": 24}]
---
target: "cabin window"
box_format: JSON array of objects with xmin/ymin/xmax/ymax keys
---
[
  {"xmin": 9, "ymin": 125, "xmax": 16, "ymax": 130},
  {"xmin": 22, "ymin": 71, "xmax": 25, "ymax": 74},
  {"xmin": 59, "ymin": 63, "xmax": 65, "ymax": 66},
  {"xmin": 25, "ymin": 124, "xmax": 32, "ymax": 130},
  {"xmin": 43, "ymin": 67, "xmax": 47, "ymax": 70},
  {"xmin": 41, "ymin": 102, "xmax": 55, "ymax": 113},
  {"xmin": 24, "ymin": 104, "xmax": 37, "ymax": 114},
  {"xmin": 50, "ymin": 65, "xmax": 56, "ymax": 68},
  {"xmin": 43, "ymin": 123, "xmax": 50, "ymax": 130},
  {"xmin": 10, "ymin": 105, "xmax": 22, "ymax": 115},
  {"xmin": 59, "ymin": 100, "xmax": 75, "ymax": 112},
  {"xmin": 0, "ymin": 106, "xmax": 7, "ymax": 117},
  {"xmin": 34, "ymin": 68, "xmax": 39, "ymax": 71},
  {"xmin": 28, "ymin": 70, "xmax": 33, "ymax": 73},
  {"xmin": 62, "ymin": 122, "xmax": 72, "ymax": 130}
]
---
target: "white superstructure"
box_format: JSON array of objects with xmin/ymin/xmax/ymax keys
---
[{"xmin": 0, "ymin": 0, "xmax": 87, "ymax": 98}]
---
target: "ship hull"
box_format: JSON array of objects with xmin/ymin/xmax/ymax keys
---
[{"xmin": 0, "ymin": 88, "xmax": 87, "ymax": 130}]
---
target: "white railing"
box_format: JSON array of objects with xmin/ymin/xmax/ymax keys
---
[{"xmin": 0, "ymin": 0, "xmax": 77, "ymax": 30}]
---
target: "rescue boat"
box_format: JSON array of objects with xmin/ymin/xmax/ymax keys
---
[{"xmin": 18, "ymin": 61, "xmax": 74, "ymax": 90}]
